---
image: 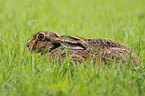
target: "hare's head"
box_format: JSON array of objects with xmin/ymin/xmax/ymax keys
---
[
  {"xmin": 27, "ymin": 31, "xmax": 86, "ymax": 53},
  {"xmin": 27, "ymin": 31, "xmax": 62, "ymax": 53}
]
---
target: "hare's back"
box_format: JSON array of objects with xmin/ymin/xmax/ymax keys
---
[{"xmin": 86, "ymin": 38, "xmax": 130, "ymax": 50}]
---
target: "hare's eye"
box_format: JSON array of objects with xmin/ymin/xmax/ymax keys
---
[{"xmin": 37, "ymin": 34, "xmax": 45, "ymax": 40}]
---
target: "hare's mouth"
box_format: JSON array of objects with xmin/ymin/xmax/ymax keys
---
[{"xmin": 49, "ymin": 43, "xmax": 62, "ymax": 52}]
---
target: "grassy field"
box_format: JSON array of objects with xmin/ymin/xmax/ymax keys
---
[{"xmin": 0, "ymin": 0, "xmax": 145, "ymax": 96}]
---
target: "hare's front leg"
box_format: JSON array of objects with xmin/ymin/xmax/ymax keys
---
[{"xmin": 71, "ymin": 55, "xmax": 85, "ymax": 63}]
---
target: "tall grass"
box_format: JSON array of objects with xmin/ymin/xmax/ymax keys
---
[{"xmin": 0, "ymin": 0, "xmax": 145, "ymax": 96}]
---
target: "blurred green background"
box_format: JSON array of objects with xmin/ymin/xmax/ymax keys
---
[{"xmin": 0, "ymin": 0, "xmax": 145, "ymax": 96}]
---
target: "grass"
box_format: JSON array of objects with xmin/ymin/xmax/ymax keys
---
[{"xmin": 0, "ymin": 0, "xmax": 145, "ymax": 96}]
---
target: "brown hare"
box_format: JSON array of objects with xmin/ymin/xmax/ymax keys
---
[{"xmin": 27, "ymin": 31, "xmax": 139, "ymax": 66}]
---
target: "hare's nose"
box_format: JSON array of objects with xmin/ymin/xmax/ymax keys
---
[{"xmin": 26, "ymin": 44, "xmax": 30, "ymax": 47}]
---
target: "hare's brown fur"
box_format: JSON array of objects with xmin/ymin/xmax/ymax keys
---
[{"xmin": 27, "ymin": 31, "xmax": 139, "ymax": 66}]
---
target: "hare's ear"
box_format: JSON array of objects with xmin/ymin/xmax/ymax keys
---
[
  {"xmin": 52, "ymin": 35, "xmax": 86, "ymax": 50},
  {"xmin": 46, "ymin": 31, "xmax": 61, "ymax": 38},
  {"xmin": 52, "ymin": 31, "xmax": 61, "ymax": 38},
  {"xmin": 61, "ymin": 40, "xmax": 86, "ymax": 50},
  {"xmin": 67, "ymin": 36, "xmax": 84, "ymax": 40}
]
